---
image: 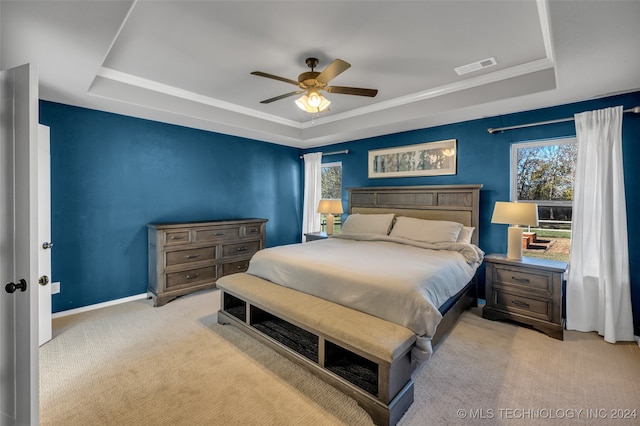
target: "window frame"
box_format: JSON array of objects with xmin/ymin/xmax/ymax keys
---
[
  {"xmin": 319, "ymin": 161, "xmax": 343, "ymax": 232},
  {"xmin": 320, "ymin": 161, "xmax": 343, "ymax": 199},
  {"xmin": 510, "ymin": 137, "xmax": 577, "ymax": 207}
]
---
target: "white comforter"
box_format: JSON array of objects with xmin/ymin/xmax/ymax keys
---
[{"xmin": 246, "ymin": 233, "xmax": 483, "ymax": 361}]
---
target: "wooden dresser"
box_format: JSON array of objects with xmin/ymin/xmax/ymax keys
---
[
  {"xmin": 147, "ymin": 219, "xmax": 267, "ymax": 307},
  {"xmin": 483, "ymin": 253, "xmax": 567, "ymax": 340}
]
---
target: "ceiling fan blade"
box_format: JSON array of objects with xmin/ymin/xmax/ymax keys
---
[
  {"xmin": 326, "ymin": 86, "xmax": 378, "ymax": 97},
  {"xmin": 251, "ymin": 71, "xmax": 300, "ymax": 87},
  {"xmin": 316, "ymin": 59, "xmax": 351, "ymax": 84},
  {"xmin": 259, "ymin": 91, "xmax": 304, "ymax": 104}
]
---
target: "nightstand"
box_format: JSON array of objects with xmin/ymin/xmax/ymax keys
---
[
  {"xmin": 304, "ymin": 232, "xmax": 329, "ymax": 241},
  {"xmin": 482, "ymin": 254, "xmax": 567, "ymax": 340}
]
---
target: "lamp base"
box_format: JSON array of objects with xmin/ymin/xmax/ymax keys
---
[
  {"xmin": 326, "ymin": 213, "xmax": 335, "ymax": 235},
  {"xmin": 507, "ymin": 226, "xmax": 524, "ymax": 260}
]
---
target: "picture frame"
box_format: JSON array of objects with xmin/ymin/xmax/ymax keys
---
[{"xmin": 368, "ymin": 139, "xmax": 457, "ymax": 178}]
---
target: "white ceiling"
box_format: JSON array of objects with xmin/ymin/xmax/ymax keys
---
[{"xmin": 2, "ymin": 0, "xmax": 639, "ymax": 148}]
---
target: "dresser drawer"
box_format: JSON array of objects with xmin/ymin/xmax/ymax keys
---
[
  {"xmin": 195, "ymin": 226, "xmax": 241, "ymax": 243},
  {"xmin": 221, "ymin": 241, "xmax": 261, "ymax": 258},
  {"xmin": 222, "ymin": 259, "xmax": 251, "ymax": 276},
  {"xmin": 166, "ymin": 246, "xmax": 216, "ymax": 267},
  {"xmin": 492, "ymin": 289, "xmax": 552, "ymax": 322},
  {"xmin": 166, "ymin": 266, "xmax": 217, "ymax": 289},
  {"xmin": 243, "ymin": 223, "xmax": 263, "ymax": 238},
  {"xmin": 493, "ymin": 265, "xmax": 552, "ymax": 295},
  {"xmin": 164, "ymin": 230, "xmax": 191, "ymax": 246}
]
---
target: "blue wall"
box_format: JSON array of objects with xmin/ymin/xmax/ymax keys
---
[
  {"xmin": 40, "ymin": 101, "xmax": 302, "ymax": 313},
  {"xmin": 308, "ymin": 91, "xmax": 640, "ymax": 335},
  {"xmin": 42, "ymin": 91, "xmax": 640, "ymax": 335}
]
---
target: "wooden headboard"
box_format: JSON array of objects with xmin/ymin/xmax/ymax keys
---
[{"xmin": 347, "ymin": 185, "xmax": 483, "ymax": 245}]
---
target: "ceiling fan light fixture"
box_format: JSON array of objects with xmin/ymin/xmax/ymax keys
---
[
  {"xmin": 253, "ymin": 58, "xmax": 375, "ymax": 112},
  {"xmin": 307, "ymin": 91, "xmax": 322, "ymax": 108},
  {"xmin": 295, "ymin": 92, "xmax": 331, "ymax": 113}
]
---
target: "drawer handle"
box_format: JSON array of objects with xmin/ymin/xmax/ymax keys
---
[
  {"xmin": 511, "ymin": 276, "xmax": 530, "ymax": 283},
  {"xmin": 236, "ymin": 246, "xmax": 248, "ymax": 252},
  {"xmin": 171, "ymin": 235, "xmax": 186, "ymax": 240},
  {"xmin": 511, "ymin": 299, "xmax": 530, "ymax": 308},
  {"xmin": 249, "ymin": 229, "xmax": 258, "ymax": 234},
  {"xmin": 236, "ymin": 264, "xmax": 247, "ymax": 270},
  {"xmin": 215, "ymin": 232, "xmax": 225, "ymax": 236},
  {"xmin": 186, "ymin": 273, "xmax": 200, "ymax": 280},
  {"xmin": 185, "ymin": 254, "xmax": 200, "ymax": 259}
]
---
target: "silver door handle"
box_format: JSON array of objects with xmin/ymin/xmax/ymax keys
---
[{"xmin": 42, "ymin": 242, "xmax": 54, "ymax": 249}]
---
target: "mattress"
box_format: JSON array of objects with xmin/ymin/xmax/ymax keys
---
[{"xmin": 246, "ymin": 232, "xmax": 484, "ymax": 361}]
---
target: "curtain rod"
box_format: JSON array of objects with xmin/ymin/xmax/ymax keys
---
[
  {"xmin": 487, "ymin": 106, "xmax": 640, "ymax": 134},
  {"xmin": 299, "ymin": 149, "xmax": 349, "ymax": 159}
]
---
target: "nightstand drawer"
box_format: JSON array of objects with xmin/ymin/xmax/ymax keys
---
[
  {"xmin": 492, "ymin": 289, "xmax": 552, "ymax": 322},
  {"xmin": 493, "ymin": 266, "xmax": 552, "ymax": 295}
]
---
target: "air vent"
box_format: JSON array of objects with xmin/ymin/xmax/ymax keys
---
[{"xmin": 455, "ymin": 57, "xmax": 497, "ymax": 76}]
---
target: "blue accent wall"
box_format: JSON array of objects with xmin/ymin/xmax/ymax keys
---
[
  {"xmin": 40, "ymin": 101, "xmax": 302, "ymax": 313},
  {"xmin": 307, "ymin": 91, "xmax": 640, "ymax": 335},
  {"xmin": 42, "ymin": 91, "xmax": 640, "ymax": 335}
]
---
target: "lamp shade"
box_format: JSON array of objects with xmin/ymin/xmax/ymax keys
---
[
  {"xmin": 491, "ymin": 201, "xmax": 539, "ymax": 226},
  {"xmin": 295, "ymin": 92, "xmax": 331, "ymax": 113},
  {"xmin": 317, "ymin": 199, "xmax": 344, "ymax": 214},
  {"xmin": 492, "ymin": 201, "xmax": 538, "ymax": 260}
]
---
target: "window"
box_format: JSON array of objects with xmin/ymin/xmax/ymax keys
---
[
  {"xmin": 320, "ymin": 161, "xmax": 342, "ymax": 231},
  {"xmin": 511, "ymin": 138, "xmax": 577, "ymax": 263},
  {"xmin": 321, "ymin": 161, "xmax": 342, "ymax": 198}
]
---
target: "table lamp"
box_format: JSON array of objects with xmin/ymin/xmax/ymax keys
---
[
  {"xmin": 317, "ymin": 199, "xmax": 343, "ymax": 235},
  {"xmin": 491, "ymin": 201, "xmax": 539, "ymax": 260}
]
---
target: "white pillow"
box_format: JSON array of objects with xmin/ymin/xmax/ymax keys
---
[
  {"xmin": 341, "ymin": 213, "xmax": 395, "ymax": 235},
  {"xmin": 456, "ymin": 226, "xmax": 475, "ymax": 244},
  {"xmin": 389, "ymin": 216, "xmax": 463, "ymax": 243}
]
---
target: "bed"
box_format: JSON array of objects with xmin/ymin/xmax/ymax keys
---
[{"xmin": 217, "ymin": 184, "xmax": 483, "ymax": 425}]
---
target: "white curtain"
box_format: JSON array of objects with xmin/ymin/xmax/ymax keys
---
[
  {"xmin": 301, "ymin": 152, "xmax": 322, "ymax": 241},
  {"xmin": 566, "ymin": 105, "xmax": 634, "ymax": 343}
]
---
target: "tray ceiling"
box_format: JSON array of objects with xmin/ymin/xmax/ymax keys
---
[{"xmin": 1, "ymin": 0, "xmax": 639, "ymax": 147}]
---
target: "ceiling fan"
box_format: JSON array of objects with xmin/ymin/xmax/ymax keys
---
[{"xmin": 251, "ymin": 58, "xmax": 378, "ymax": 112}]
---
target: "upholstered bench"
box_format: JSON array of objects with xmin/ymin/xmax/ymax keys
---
[{"xmin": 217, "ymin": 272, "xmax": 416, "ymax": 426}]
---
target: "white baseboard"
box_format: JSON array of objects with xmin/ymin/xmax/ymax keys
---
[{"xmin": 52, "ymin": 293, "xmax": 148, "ymax": 319}]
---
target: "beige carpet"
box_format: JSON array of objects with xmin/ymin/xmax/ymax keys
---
[{"xmin": 40, "ymin": 290, "xmax": 640, "ymax": 425}]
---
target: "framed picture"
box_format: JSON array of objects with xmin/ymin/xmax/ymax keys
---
[{"xmin": 368, "ymin": 139, "xmax": 457, "ymax": 178}]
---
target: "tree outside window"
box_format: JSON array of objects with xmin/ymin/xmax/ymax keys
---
[{"xmin": 511, "ymin": 138, "xmax": 576, "ymax": 262}]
